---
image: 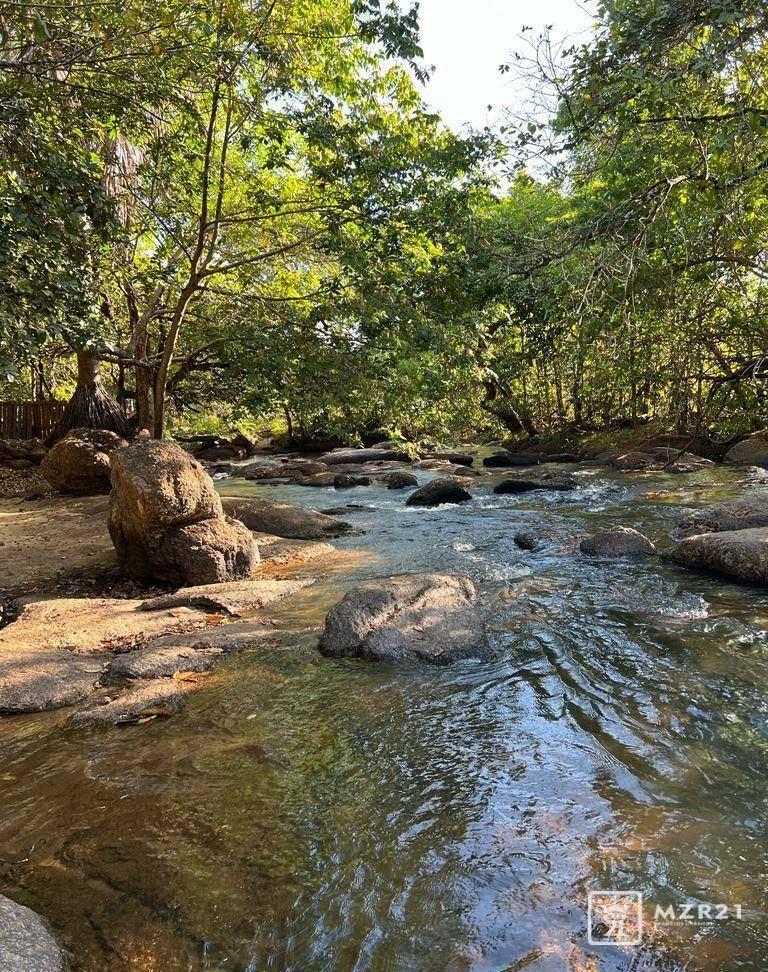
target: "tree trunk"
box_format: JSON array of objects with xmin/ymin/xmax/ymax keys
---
[{"xmin": 47, "ymin": 349, "xmax": 129, "ymax": 444}]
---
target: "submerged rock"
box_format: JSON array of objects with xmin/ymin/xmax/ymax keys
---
[
  {"xmin": 580, "ymin": 526, "xmax": 656, "ymax": 557},
  {"xmin": 668, "ymin": 527, "xmax": 768, "ymax": 585},
  {"xmin": 0, "ymin": 894, "xmax": 66, "ymax": 971},
  {"xmin": 222, "ymin": 497, "xmax": 355, "ymax": 538},
  {"xmin": 40, "ymin": 427, "xmax": 126, "ymax": 496},
  {"xmin": 405, "ymin": 476, "xmax": 472, "ymax": 506},
  {"xmin": 69, "ymin": 677, "xmax": 197, "ymax": 727},
  {"xmin": 318, "ymin": 573, "xmax": 495, "ymax": 664},
  {"xmin": 493, "ymin": 472, "xmax": 578, "ymax": 494},
  {"xmin": 109, "ymin": 440, "xmax": 258, "ymax": 584},
  {"xmin": 676, "ymin": 495, "xmax": 768, "ymax": 537}
]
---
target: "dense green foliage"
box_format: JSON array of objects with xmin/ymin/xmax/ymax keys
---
[{"xmin": 1, "ymin": 0, "xmax": 767, "ymax": 441}]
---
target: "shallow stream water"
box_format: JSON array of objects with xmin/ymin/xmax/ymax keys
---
[{"xmin": 2, "ymin": 463, "xmax": 768, "ymax": 970}]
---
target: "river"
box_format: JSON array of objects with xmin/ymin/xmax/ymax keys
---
[{"xmin": 2, "ymin": 462, "xmax": 768, "ymax": 970}]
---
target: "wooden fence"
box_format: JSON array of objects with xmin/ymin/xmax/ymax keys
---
[{"xmin": 0, "ymin": 401, "xmax": 66, "ymax": 440}]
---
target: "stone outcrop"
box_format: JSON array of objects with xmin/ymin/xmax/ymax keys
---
[
  {"xmin": 318, "ymin": 573, "xmax": 496, "ymax": 664},
  {"xmin": 40, "ymin": 427, "xmax": 126, "ymax": 495},
  {"xmin": 109, "ymin": 440, "xmax": 258, "ymax": 584},
  {"xmin": 668, "ymin": 527, "xmax": 768, "ymax": 585},
  {"xmin": 405, "ymin": 477, "xmax": 472, "ymax": 506},
  {"xmin": 580, "ymin": 526, "xmax": 656, "ymax": 557}
]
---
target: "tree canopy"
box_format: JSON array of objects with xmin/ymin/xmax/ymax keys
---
[{"xmin": 2, "ymin": 0, "xmax": 767, "ymax": 442}]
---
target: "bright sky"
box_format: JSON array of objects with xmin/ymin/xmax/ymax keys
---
[{"xmin": 417, "ymin": 0, "xmax": 595, "ymax": 130}]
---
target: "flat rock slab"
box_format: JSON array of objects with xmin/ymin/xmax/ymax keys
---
[
  {"xmin": 580, "ymin": 526, "xmax": 656, "ymax": 557},
  {"xmin": 68, "ymin": 678, "xmax": 197, "ymax": 728},
  {"xmin": 0, "ymin": 647, "xmax": 108, "ymax": 715},
  {"xmin": 107, "ymin": 622, "xmax": 271, "ymax": 680},
  {"xmin": 0, "ymin": 894, "xmax": 65, "ymax": 971},
  {"xmin": 318, "ymin": 573, "xmax": 496, "ymax": 665},
  {"xmin": 668, "ymin": 527, "xmax": 768, "ymax": 585},
  {"xmin": 256, "ymin": 536, "xmax": 336, "ymax": 566},
  {"xmin": 675, "ymin": 494, "xmax": 768, "ymax": 537},
  {"xmin": 319, "ymin": 448, "xmax": 411, "ymax": 465},
  {"xmin": 141, "ymin": 578, "xmax": 311, "ymax": 615},
  {"xmin": 0, "ymin": 596, "xmax": 205, "ymax": 654}
]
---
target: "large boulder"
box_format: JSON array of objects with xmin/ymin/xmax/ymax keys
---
[
  {"xmin": 40, "ymin": 427, "xmax": 126, "ymax": 495},
  {"xmin": 668, "ymin": 528, "xmax": 768, "ymax": 585},
  {"xmin": 493, "ymin": 472, "xmax": 578, "ymax": 494},
  {"xmin": 142, "ymin": 516, "xmax": 256, "ymax": 586},
  {"xmin": 724, "ymin": 435, "xmax": 768, "ymax": 468},
  {"xmin": 405, "ymin": 476, "xmax": 472, "ymax": 507},
  {"xmin": 580, "ymin": 526, "xmax": 656, "ymax": 557},
  {"xmin": 222, "ymin": 497, "xmax": 355, "ymax": 539},
  {"xmin": 318, "ymin": 573, "xmax": 496, "ymax": 664},
  {"xmin": 109, "ymin": 440, "xmax": 257, "ymax": 583},
  {"xmin": 111, "ymin": 440, "xmax": 222, "ymax": 530},
  {"xmin": 676, "ymin": 495, "xmax": 768, "ymax": 537},
  {"xmin": 0, "ymin": 894, "xmax": 65, "ymax": 971},
  {"xmin": 319, "ymin": 447, "xmax": 411, "ymax": 465}
]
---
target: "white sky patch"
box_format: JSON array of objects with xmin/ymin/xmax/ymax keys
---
[{"xmin": 416, "ymin": 0, "xmax": 595, "ymax": 131}]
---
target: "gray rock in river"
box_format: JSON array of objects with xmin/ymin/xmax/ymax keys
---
[
  {"xmin": 580, "ymin": 526, "xmax": 656, "ymax": 557},
  {"xmin": 0, "ymin": 894, "xmax": 66, "ymax": 971},
  {"xmin": 482, "ymin": 451, "xmax": 539, "ymax": 468},
  {"xmin": 222, "ymin": 497, "xmax": 355, "ymax": 538},
  {"xmin": 724, "ymin": 434, "xmax": 768, "ymax": 468},
  {"xmin": 319, "ymin": 447, "xmax": 411, "ymax": 465},
  {"xmin": 405, "ymin": 476, "xmax": 472, "ymax": 506},
  {"xmin": 318, "ymin": 573, "xmax": 496, "ymax": 664},
  {"xmin": 668, "ymin": 527, "xmax": 768, "ymax": 585},
  {"xmin": 424, "ymin": 451, "xmax": 474, "ymax": 467},
  {"xmin": 493, "ymin": 472, "xmax": 578, "ymax": 494},
  {"xmin": 376, "ymin": 470, "xmax": 418, "ymax": 489},
  {"xmin": 675, "ymin": 494, "xmax": 768, "ymax": 537}
]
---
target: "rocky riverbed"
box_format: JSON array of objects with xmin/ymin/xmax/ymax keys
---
[{"xmin": 2, "ymin": 440, "xmax": 768, "ymax": 969}]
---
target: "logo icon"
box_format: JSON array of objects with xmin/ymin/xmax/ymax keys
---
[{"xmin": 588, "ymin": 891, "xmax": 643, "ymax": 945}]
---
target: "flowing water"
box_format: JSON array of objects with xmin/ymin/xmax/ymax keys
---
[{"xmin": 2, "ymin": 463, "xmax": 768, "ymax": 970}]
